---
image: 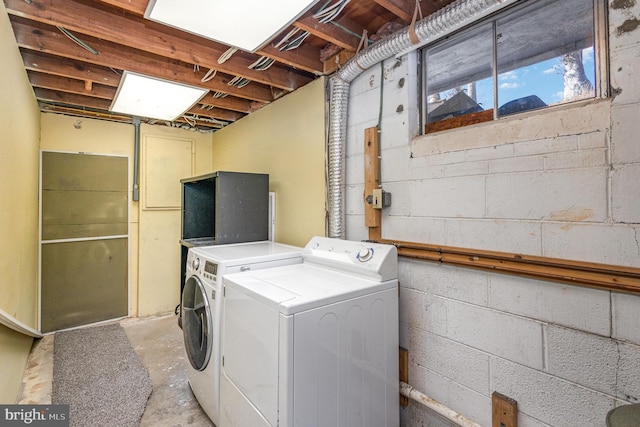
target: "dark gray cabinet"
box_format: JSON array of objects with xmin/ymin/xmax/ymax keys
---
[{"xmin": 179, "ymin": 171, "xmax": 269, "ymax": 309}]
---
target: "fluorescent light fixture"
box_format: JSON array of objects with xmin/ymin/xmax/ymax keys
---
[
  {"xmin": 110, "ymin": 71, "xmax": 207, "ymax": 121},
  {"xmin": 145, "ymin": 0, "xmax": 319, "ymax": 52}
]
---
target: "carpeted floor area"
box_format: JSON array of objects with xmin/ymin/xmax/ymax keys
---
[
  {"xmin": 53, "ymin": 323, "xmax": 152, "ymax": 427},
  {"xmin": 18, "ymin": 314, "xmax": 214, "ymax": 427}
]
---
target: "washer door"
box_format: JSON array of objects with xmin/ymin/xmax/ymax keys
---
[{"xmin": 182, "ymin": 275, "xmax": 213, "ymax": 371}]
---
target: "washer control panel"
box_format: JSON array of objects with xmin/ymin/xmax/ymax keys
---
[
  {"xmin": 203, "ymin": 260, "xmax": 218, "ymax": 281},
  {"xmin": 186, "ymin": 251, "xmax": 218, "ymax": 283}
]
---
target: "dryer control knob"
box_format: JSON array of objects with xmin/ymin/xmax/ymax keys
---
[
  {"xmin": 357, "ymin": 247, "xmax": 373, "ymax": 262},
  {"xmin": 192, "ymin": 257, "xmax": 200, "ymax": 271}
]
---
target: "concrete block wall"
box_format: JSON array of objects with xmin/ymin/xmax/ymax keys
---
[{"xmin": 344, "ymin": 1, "xmax": 640, "ymax": 426}]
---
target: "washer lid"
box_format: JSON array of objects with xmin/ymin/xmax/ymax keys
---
[
  {"xmin": 223, "ymin": 263, "xmax": 397, "ymax": 315},
  {"xmin": 191, "ymin": 241, "xmax": 302, "ymax": 266}
]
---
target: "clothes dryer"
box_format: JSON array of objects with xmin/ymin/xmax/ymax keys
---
[
  {"xmin": 182, "ymin": 241, "xmax": 303, "ymax": 426},
  {"xmin": 219, "ymin": 237, "xmax": 399, "ymax": 427}
]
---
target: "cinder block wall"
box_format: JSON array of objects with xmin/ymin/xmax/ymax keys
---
[{"xmin": 344, "ymin": 1, "xmax": 640, "ymax": 426}]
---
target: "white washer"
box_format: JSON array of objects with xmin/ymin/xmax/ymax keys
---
[
  {"xmin": 181, "ymin": 241, "xmax": 303, "ymax": 426},
  {"xmin": 220, "ymin": 236, "xmax": 399, "ymax": 427}
]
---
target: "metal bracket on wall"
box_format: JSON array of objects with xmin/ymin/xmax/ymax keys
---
[{"xmin": 365, "ymin": 189, "xmax": 392, "ymax": 209}]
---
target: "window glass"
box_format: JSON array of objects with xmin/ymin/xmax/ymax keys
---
[
  {"xmin": 425, "ymin": 23, "xmax": 494, "ymax": 124},
  {"xmin": 496, "ymin": 0, "xmax": 595, "ymax": 116},
  {"xmin": 421, "ymin": 0, "xmax": 600, "ymax": 130}
]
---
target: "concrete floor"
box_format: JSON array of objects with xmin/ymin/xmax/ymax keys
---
[{"xmin": 18, "ymin": 314, "xmax": 214, "ymax": 427}]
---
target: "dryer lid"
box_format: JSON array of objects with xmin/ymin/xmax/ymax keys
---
[{"xmin": 223, "ymin": 263, "xmax": 397, "ymax": 315}]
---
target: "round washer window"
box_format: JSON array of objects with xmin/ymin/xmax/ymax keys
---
[{"xmin": 182, "ymin": 275, "xmax": 212, "ymax": 371}]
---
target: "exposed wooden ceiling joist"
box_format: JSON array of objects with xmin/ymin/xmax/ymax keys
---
[
  {"xmin": 4, "ymin": 0, "xmax": 310, "ymax": 92},
  {"xmin": 3, "ymin": 0, "xmax": 455, "ymax": 131},
  {"xmin": 11, "ymin": 19, "xmax": 276, "ymax": 103}
]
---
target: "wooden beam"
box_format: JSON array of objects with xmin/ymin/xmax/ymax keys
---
[
  {"xmin": 258, "ymin": 43, "xmax": 324, "ymax": 75},
  {"xmin": 187, "ymin": 105, "xmax": 244, "ymax": 123},
  {"xmin": 374, "ymin": 0, "xmax": 414, "ymax": 23},
  {"xmin": 34, "ymin": 87, "xmax": 112, "ymax": 110},
  {"xmin": 38, "ymin": 104, "xmax": 133, "ymax": 123},
  {"xmin": 294, "ymin": 15, "xmax": 362, "ymax": 51},
  {"xmin": 93, "ymin": 0, "xmax": 325, "ymax": 74},
  {"xmin": 92, "ymin": 0, "xmax": 148, "ymax": 16},
  {"xmin": 377, "ymin": 239, "xmax": 640, "ymax": 295},
  {"xmin": 5, "ymin": 0, "xmax": 312, "ymax": 91},
  {"xmin": 28, "ymin": 71, "xmax": 115, "ymax": 100},
  {"xmin": 11, "ymin": 19, "xmax": 275, "ymax": 103},
  {"xmin": 22, "ymin": 50, "xmax": 121, "ymax": 87},
  {"xmin": 375, "ymin": 0, "xmax": 442, "ymax": 23},
  {"xmin": 199, "ymin": 95, "xmax": 255, "ymax": 114},
  {"xmin": 34, "ymin": 86, "xmax": 237, "ymax": 125},
  {"xmin": 174, "ymin": 117, "xmax": 224, "ymax": 130}
]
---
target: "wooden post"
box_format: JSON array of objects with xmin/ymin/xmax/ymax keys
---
[
  {"xmin": 492, "ymin": 392, "xmax": 517, "ymax": 427},
  {"xmin": 399, "ymin": 347, "xmax": 409, "ymax": 407},
  {"xmin": 364, "ymin": 126, "xmax": 381, "ymax": 240}
]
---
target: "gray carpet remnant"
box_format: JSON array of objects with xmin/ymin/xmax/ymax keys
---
[{"xmin": 53, "ymin": 323, "xmax": 153, "ymax": 427}]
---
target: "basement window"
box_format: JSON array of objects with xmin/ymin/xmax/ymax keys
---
[{"xmin": 421, "ymin": 0, "xmax": 607, "ymax": 134}]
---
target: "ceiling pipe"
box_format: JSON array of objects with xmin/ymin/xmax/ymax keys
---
[{"xmin": 326, "ymin": 0, "xmax": 521, "ymax": 238}]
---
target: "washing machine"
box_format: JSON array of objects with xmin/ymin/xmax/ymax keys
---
[
  {"xmin": 219, "ymin": 236, "xmax": 399, "ymax": 427},
  {"xmin": 181, "ymin": 241, "xmax": 303, "ymax": 426}
]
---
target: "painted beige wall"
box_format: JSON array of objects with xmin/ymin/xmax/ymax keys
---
[
  {"xmin": 40, "ymin": 117, "xmax": 213, "ymax": 317},
  {"xmin": 0, "ymin": 2, "xmax": 41, "ymax": 403},
  {"xmin": 136, "ymin": 126, "xmax": 212, "ymax": 316},
  {"xmin": 211, "ymin": 77, "xmax": 326, "ymax": 247}
]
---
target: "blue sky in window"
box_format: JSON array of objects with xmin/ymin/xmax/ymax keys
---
[{"xmin": 473, "ymin": 47, "xmax": 595, "ymax": 111}]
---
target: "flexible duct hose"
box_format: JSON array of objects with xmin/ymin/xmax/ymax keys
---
[{"xmin": 327, "ymin": 0, "xmax": 519, "ymax": 238}]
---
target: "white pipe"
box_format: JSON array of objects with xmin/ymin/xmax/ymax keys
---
[
  {"xmin": 0, "ymin": 308, "xmax": 42, "ymax": 338},
  {"xmin": 132, "ymin": 116, "xmax": 141, "ymax": 202},
  {"xmin": 400, "ymin": 381, "xmax": 483, "ymax": 427}
]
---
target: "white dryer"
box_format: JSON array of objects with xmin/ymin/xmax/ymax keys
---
[
  {"xmin": 220, "ymin": 236, "xmax": 399, "ymax": 427},
  {"xmin": 181, "ymin": 241, "xmax": 303, "ymax": 426}
]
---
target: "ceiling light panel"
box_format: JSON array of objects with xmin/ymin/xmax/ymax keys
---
[
  {"xmin": 145, "ymin": 0, "xmax": 319, "ymax": 52},
  {"xmin": 110, "ymin": 71, "xmax": 207, "ymax": 121}
]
